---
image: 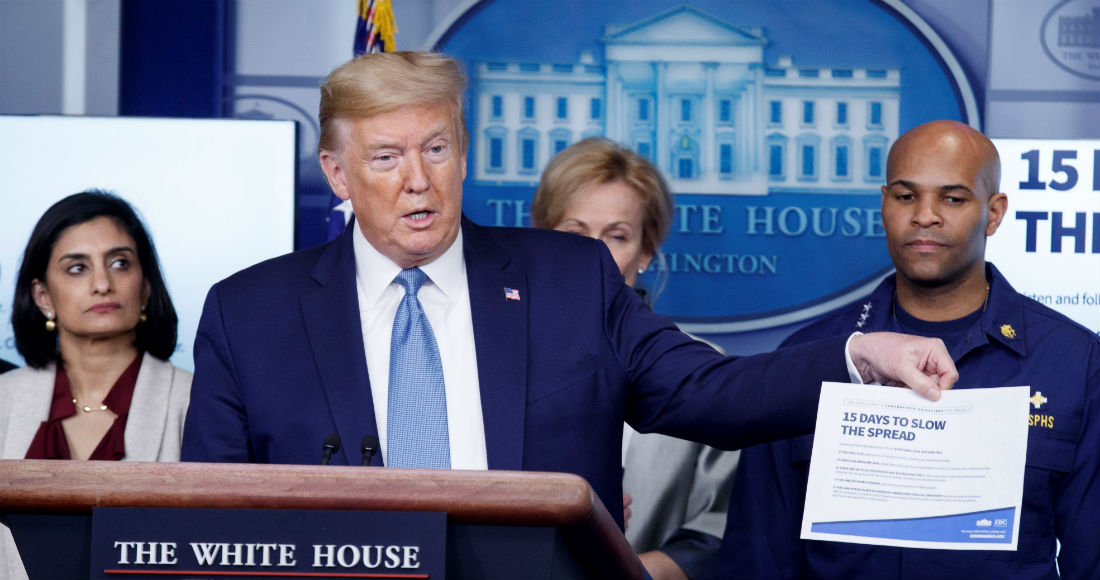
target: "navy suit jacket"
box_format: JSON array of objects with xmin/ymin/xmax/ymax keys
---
[{"xmin": 181, "ymin": 218, "xmax": 850, "ymax": 525}]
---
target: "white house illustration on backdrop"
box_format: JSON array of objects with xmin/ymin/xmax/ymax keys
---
[{"xmin": 472, "ymin": 4, "xmax": 901, "ymax": 195}]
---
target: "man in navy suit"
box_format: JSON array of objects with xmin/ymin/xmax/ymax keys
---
[{"xmin": 181, "ymin": 52, "xmax": 957, "ymax": 529}]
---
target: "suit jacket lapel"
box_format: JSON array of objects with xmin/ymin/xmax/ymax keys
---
[
  {"xmin": 301, "ymin": 227, "xmax": 380, "ymax": 466},
  {"xmin": 1, "ymin": 367, "xmax": 53, "ymax": 459},
  {"xmin": 463, "ymin": 219, "xmax": 527, "ymax": 470},
  {"xmin": 124, "ymin": 353, "xmax": 170, "ymax": 461}
]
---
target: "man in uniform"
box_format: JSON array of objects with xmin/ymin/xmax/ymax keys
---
[{"xmin": 717, "ymin": 120, "xmax": 1099, "ymax": 579}]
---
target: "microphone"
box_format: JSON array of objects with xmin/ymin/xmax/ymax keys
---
[
  {"xmin": 361, "ymin": 434, "xmax": 379, "ymax": 466},
  {"xmin": 320, "ymin": 433, "xmax": 341, "ymax": 465}
]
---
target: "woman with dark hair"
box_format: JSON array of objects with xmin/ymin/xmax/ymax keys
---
[
  {"xmin": 533, "ymin": 138, "xmax": 738, "ymax": 580},
  {"xmin": 0, "ymin": 190, "xmax": 191, "ymax": 578}
]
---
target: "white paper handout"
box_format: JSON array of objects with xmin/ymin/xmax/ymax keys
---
[{"xmin": 801, "ymin": 382, "xmax": 1029, "ymax": 550}]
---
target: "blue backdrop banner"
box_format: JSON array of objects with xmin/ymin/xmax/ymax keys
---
[{"xmin": 433, "ymin": 0, "xmax": 977, "ymax": 332}]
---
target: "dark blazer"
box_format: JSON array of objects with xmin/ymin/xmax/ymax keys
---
[{"xmin": 181, "ymin": 218, "xmax": 849, "ymax": 524}]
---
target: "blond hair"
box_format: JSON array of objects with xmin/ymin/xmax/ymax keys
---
[
  {"xmin": 318, "ymin": 51, "xmax": 469, "ymax": 153},
  {"xmin": 532, "ymin": 137, "xmax": 673, "ymax": 257}
]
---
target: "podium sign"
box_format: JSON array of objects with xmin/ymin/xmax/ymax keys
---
[
  {"xmin": 89, "ymin": 508, "xmax": 446, "ymax": 579},
  {"xmin": 1, "ymin": 460, "xmax": 644, "ymax": 579}
]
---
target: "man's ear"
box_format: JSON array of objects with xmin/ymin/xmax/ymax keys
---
[
  {"xmin": 985, "ymin": 192, "xmax": 1008, "ymax": 237},
  {"xmin": 320, "ymin": 150, "xmax": 351, "ymax": 201}
]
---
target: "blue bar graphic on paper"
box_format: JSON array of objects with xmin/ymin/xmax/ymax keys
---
[{"xmin": 811, "ymin": 507, "xmax": 1016, "ymax": 543}]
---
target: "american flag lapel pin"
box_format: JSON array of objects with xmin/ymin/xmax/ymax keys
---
[{"xmin": 504, "ymin": 287, "xmax": 520, "ymax": 301}]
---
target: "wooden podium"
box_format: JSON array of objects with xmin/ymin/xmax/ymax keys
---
[{"xmin": 0, "ymin": 459, "xmax": 644, "ymax": 579}]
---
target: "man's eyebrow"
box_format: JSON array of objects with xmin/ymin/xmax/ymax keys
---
[
  {"xmin": 885, "ymin": 179, "xmax": 917, "ymax": 189},
  {"xmin": 363, "ymin": 140, "xmax": 400, "ymax": 154},
  {"xmin": 885, "ymin": 179, "xmax": 973, "ymax": 195},
  {"xmin": 419, "ymin": 125, "xmax": 451, "ymax": 146},
  {"xmin": 937, "ymin": 183, "xmax": 974, "ymax": 195},
  {"xmin": 361, "ymin": 125, "xmax": 451, "ymax": 155}
]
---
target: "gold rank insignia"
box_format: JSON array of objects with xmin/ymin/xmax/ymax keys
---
[
  {"xmin": 1000, "ymin": 324, "xmax": 1016, "ymax": 339},
  {"xmin": 1030, "ymin": 391, "xmax": 1047, "ymax": 409}
]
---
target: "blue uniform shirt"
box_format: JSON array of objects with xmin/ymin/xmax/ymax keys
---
[{"xmin": 717, "ymin": 264, "xmax": 1099, "ymax": 579}]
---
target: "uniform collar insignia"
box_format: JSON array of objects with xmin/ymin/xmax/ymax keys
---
[
  {"xmin": 855, "ymin": 301, "xmax": 873, "ymax": 328},
  {"xmin": 1030, "ymin": 391, "xmax": 1047, "ymax": 409},
  {"xmin": 1000, "ymin": 324, "xmax": 1016, "ymax": 340}
]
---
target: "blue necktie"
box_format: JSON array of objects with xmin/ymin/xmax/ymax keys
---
[{"xmin": 387, "ymin": 268, "xmax": 451, "ymax": 468}]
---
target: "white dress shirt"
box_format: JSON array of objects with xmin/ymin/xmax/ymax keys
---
[
  {"xmin": 352, "ymin": 221, "xmax": 487, "ymax": 470},
  {"xmin": 845, "ymin": 332, "xmax": 868, "ymax": 384}
]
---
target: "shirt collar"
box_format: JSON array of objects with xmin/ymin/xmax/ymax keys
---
[
  {"xmin": 980, "ymin": 263, "xmax": 1027, "ymax": 357},
  {"xmin": 853, "ymin": 263, "xmax": 1027, "ymax": 358},
  {"xmin": 420, "ymin": 228, "xmax": 466, "ymax": 301},
  {"xmin": 352, "ymin": 219, "xmax": 465, "ymax": 306}
]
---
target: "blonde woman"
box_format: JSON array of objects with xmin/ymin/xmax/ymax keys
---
[{"xmin": 533, "ymin": 138, "xmax": 738, "ymax": 580}]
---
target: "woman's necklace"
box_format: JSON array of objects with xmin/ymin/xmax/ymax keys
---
[{"xmin": 72, "ymin": 397, "xmax": 109, "ymax": 413}]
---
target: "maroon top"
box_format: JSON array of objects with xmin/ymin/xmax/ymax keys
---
[{"xmin": 24, "ymin": 355, "xmax": 142, "ymax": 460}]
